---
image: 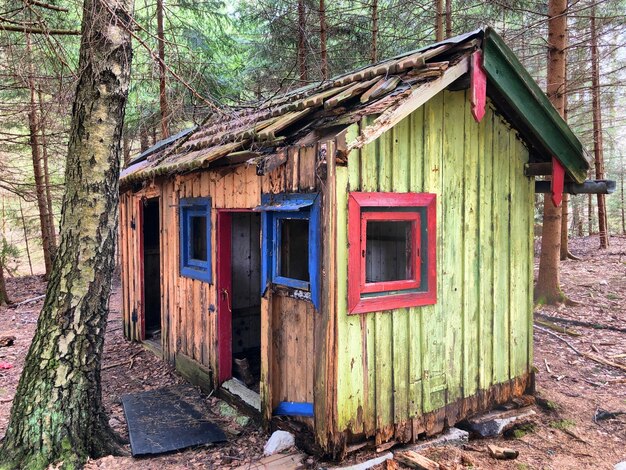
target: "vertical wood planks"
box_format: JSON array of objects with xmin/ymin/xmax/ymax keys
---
[
  {"xmin": 441, "ymin": 90, "xmax": 465, "ymax": 404},
  {"xmin": 421, "ymin": 92, "xmax": 446, "ymax": 413},
  {"xmin": 463, "ymin": 90, "xmax": 480, "ymax": 398},
  {"xmin": 478, "ymin": 106, "xmax": 495, "ymax": 391},
  {"xmin": 492, "ymin": 114, "xmax": 511, "ymax": 384},
  {"xmin": 333, "ymin": 90, "xmax": 535, "ymax": 440}
]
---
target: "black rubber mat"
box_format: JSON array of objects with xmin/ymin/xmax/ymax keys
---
[{"xmin": 121, "ymin": 385, "xmax": 227, "ymax": 456}]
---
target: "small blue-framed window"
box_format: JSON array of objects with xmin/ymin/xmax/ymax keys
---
[
  {"xmin": 179, "ymin": 197, "xmax": 212, "ymax": 283},
  {"xmin": 257, "ymin": 193, "xmax": 321, "ymax": 309}
]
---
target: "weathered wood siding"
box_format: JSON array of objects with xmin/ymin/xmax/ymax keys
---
[
  {"xmin": 334, "ymin": 90, "xmax": 534, "ymax": 442},
  {"xmin": 119, "ymin": 143, "xmax": 327, "ymax": 418}
]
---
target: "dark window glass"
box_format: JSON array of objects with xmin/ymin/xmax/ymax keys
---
[
  {"xmin": 366, "ymin": 221, "xmax": 411, "ymax": 282},
  {"xmin": 190, "ymin": 215, "xmax": 208, "ymax": 261},
  {"xmin": 279, "ymin": 218, "xmax": 309, "ymax": 282}
]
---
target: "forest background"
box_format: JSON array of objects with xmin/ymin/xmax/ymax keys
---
[{"xmin": 0, "ymin": 0, "xmax": 624, "ymax": 279}]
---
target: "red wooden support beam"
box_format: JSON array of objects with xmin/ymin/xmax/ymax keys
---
[
  {"xmin": 551, "ymin": 157, "xmax": 565, "ymax": 207},
  {"xmin": 470, "ymin": 50, "xmax": 487, "ymax": 122}
]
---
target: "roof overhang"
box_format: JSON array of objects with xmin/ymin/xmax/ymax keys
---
[{"xmin": 481, "ymin": 28, "xmax": 590, "ymax": 183}]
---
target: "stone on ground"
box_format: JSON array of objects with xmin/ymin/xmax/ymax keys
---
[
  {"xmin": 263, "ymin": 430, "xmax": 295, "ymax": 456},
  {"xmin": 462, "ymin": 407, "xmax": 536, "ymax": 437}
]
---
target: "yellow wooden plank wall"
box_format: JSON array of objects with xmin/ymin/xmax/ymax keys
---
[{"xmin": 334, "ymin": 90, "xmax": 534, "ymax": 439}]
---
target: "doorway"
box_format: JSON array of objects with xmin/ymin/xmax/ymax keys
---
[
  {"xmin": 217, "ymin": 211, "xmax": 261, "ymax": 392},
  {"xmin": 142, "ymin": 198, "xmax": 161, "ymax": 344}
]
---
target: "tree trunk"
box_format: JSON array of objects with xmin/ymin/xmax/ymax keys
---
[
  {"xmin": 0, "ymin": 259, "xmax": 9, "ymax": 306},
  {"xmin": 370, "ymin": 0, "xmax": 378, "ymax": 63},
  {"xmin": 319, "ymin": 0, "xmax": 328, "ymax": 80},
  {"xmin": 572, "ymin": 197, "xmax": 583, "ymax": 237},
  {"xmin": 587, "ymin": 194, "xmax": 593, "ymax": 236},
  {"xmin": 0, "ymin": 219, "xmax": 9, "ymax": 305},
  {"xmin": 38, "ymin": 87, "xmax": 57, "ymax": 256},
  {"xmin": 26, "ymin": 33, "xmax": 54, "ymax": 278},
  {"xmin": 435, "ymin": 0, "xmax": 444, "ymax": 41},
  {"xmin": 156, "ymin": 0, "xmax": 169, "ymax": 139},
  {"xmin": 590, "ymin": 8, "xmax": 608, "ymax": 248},
  {"xmin": 619, "ymin": 153, "xmax": 626, "ymax": 235},
  {"xmin": 0, "ymin": 0, "xmax": 133, "ymax": 467},
  {"xmin": 19, "ymin": 199, "xmax": 34, "ymax": 276},
  {"xmin": 445, "ymin": 0, "xmax": 452, "ymax": 38},
  {"xmin": 535, "ymin": 0, "xmax": 567, "ymax": 304},
  {"xmin": 139, "ymin": 124, "xmax": 149, "ymax": 152},
  {"xmin": 297, "ymin": 0, "xmax": 308, "ymax": 84}
]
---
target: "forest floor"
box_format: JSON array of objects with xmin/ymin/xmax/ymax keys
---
[{"xmin": 0, "ymin": 235, "xmax": 625, "ymax": 469}]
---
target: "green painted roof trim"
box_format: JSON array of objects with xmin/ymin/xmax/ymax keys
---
[{"xmin": 482, "ymin": 28, "xmax": 590, "ymax": 183}]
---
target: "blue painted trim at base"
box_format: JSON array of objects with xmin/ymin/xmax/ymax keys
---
[{"xmin": 273, "ymin": 401, "xmax": 314, "ymax": 417}]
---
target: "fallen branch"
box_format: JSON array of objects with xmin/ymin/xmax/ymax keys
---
[
  {"xmin": 9, "ymin": 294, "xmax": 45, "ymax": 308},
  {"xmin": 394, "ymin": 450, "xmax": 440, "ymax": 469},
  {"xmin": 534, "ymin": 325, "xmax": 626, "ymax": 372},
  {"xmin": 536, "ymin": 312, "xmax": 626, "ymax": 334},
  {"xmin": 102, "ymin": 351, "xmax": 142, "ymax": 371},
  {"xmin": 561, "ymin": 428, "xmax": 587, "ymax": 444},
  {"xmin": 535, "ymin": 318, "xmax": 581, "ymax": 336}
]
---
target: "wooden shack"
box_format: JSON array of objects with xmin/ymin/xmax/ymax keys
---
[{"xmin": 118, "ymin": 28, "xmax": 590, "ymax": 455}]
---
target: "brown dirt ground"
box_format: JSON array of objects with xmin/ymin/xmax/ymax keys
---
[{"xmin": 1, "ymin": 235, "xmax": 625, "ymax": 469}]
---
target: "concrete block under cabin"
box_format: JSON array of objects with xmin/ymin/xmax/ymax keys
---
[{"xmin": 117, "ymin": 27, "xmax": 590, "ymax": 457}]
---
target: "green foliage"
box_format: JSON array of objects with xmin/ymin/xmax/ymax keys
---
[{"xmin": 549, "ymin": 419, "xmax": 576, "ymax": 430}]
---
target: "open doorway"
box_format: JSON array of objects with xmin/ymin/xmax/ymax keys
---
[
  {"xmin": 217, "ymin": 210, "xmax": 261, "ymax": 399},
  {"xmin": 142, "ymin": 198, "xmax": 161, "ymax": 345},
  {"xmin": 230, "ymin": 212, "xmax": 261, "ymax": 391}
]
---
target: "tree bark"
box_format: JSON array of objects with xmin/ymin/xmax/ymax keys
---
[
  {"xmin": 38, "ymin": 87, "xmax": 57, "ymax": 256},
  {"xmin": 0, "ymin": 225, "xmax": 9, "ymax": 305},
  {"xmin": 0, "ymin": 259, "xmax": 9, "ymax": 306},
  {"xmin": 19, "ymin": 199, "xmax": 34, "ymax": 276},
  {"xmin": 0, "ymin": 0, "xmax": 133, "ymax": 467},
  {"xmin": 587, "ymin": 194, "xmax": 593, "ymax": 236},
  {"xmin": 370, "ymin": 0, "xmax": 378, "ymax": 63},
  {"xmin": 445, "ymin": 0, "xmax": 452, "ymax": 38},
  {"xmin": 435, "ymin": 0, "xmax": 444, "ymax": 41},
  {"xmin": 26, "ymin": 32, "xmax": 54, "ymax": 278},
  {"xmin": 156, "ymin": 0, "xmax": 169, "ymax": 139},
  {"xmin": 319, "ymin": 0, "xmax": 328, "ymax": 80},
  {"xmin": 297, "ymin": 0, "xmax": 308, "ymax": 84},
  {"xmin": 619, "ymin": 153, "xmax": 626, "ymax": 235},
  {"xmin": 536, "ymin": 0, "xmax": 567, "ymax": 304},
  {"xmin": 590, "ymin": 8, "xmax": 608, "ymax": 248}
]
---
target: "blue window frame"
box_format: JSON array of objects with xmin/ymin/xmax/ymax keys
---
[
  {"xmin": 257, "ymin": 193, "xmax": 321, "ymax": 309},
  {"xmin": 179, "ymin": 197, "xmax": 212, "ymax": 283}
]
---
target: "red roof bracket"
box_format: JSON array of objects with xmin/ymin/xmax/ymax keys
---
[
  {"xmin": 551, "ymin": 157, "xmax": 565, "ymax": 207},
  {"xmin": 470, "ymin": 50, "xmax": 487, "ymax": 122}
]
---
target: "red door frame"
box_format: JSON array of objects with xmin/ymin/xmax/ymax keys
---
[
  {"xmin": 137, "ymin": 198, "xmax": 146, "ymax": 341},
  {"xmin": 216, "ymin": 209, "xmax": 256, "ymax": 384}
]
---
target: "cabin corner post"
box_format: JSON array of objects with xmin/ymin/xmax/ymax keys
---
[{"xmin": 314, "ymin": 138, "xmax": 344, "ymax": 456}]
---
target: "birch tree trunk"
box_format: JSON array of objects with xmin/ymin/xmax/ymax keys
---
[
  {"xmin": 535, "ymin": 0, "xmax": 567, "ymax": 304},
  {"xmin": 0, "ymin": 0, "xmax": 133, "ymax": 467}
]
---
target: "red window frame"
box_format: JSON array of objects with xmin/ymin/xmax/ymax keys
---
[{"xmin": 348, "ymin": 192, "xmax": 437, "ymax": 314}]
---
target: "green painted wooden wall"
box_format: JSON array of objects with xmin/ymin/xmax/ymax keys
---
[{"xmin": 334, "ymin": 89, "xmax": 534, "ymax": 438}]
